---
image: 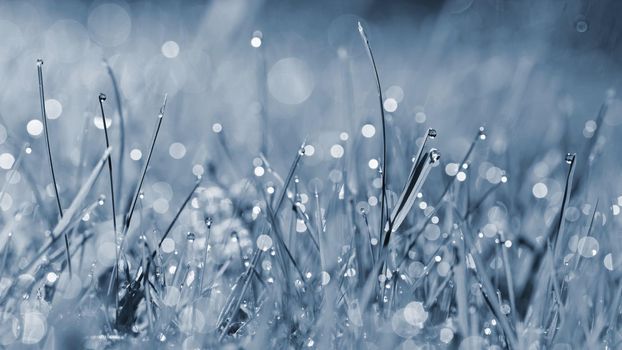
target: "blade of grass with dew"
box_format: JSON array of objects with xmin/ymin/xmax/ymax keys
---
[
  {"xmin": 37, "ymin": 59, "xmax": 71, "ymax": 275},
  {"xmin": 153, "ymin": 178, "xmax": 201, "ymax": 256},
  {"xmin": 98, "ymin": 93, "xmax": 121, "ymax": 307},
  {"xmin": 103, "ymin": 60, "xmax": 126, "ymax": 204},
  {"xmin": 122, "ymin": 93, "xmax": 168, "ymax": 236},
  {"xmin": 359, "ymin": 149, "xmax": 440, "ymax": 309},
  {"xmin": 358, "ymin": 22, "xmax": 389, "ymax": 263}
]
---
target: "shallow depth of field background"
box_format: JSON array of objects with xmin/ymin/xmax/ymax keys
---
[{"xmin": 2, "ymin": 0, "xmax": 622, "ymax": 348}]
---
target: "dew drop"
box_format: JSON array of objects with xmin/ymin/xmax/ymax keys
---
[
  {"xmin": 478, "ymin": 127, "xmax": 486, "ymax": 140},
  {"xmin": 250, "ymin": 30, "xmax": 263, "ymax": 48},
  {"xmin": 186, "ymin": 232, "xmax": 195, "ymax": 242},
  {"xmin": 429, "ymin": 149, "xmax": 441, "ymax": 164}
]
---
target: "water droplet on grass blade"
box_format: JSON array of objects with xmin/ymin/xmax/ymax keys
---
[
  {"xmin": 251, "ymin": 30, "xmax": 263, "ymax": 48},
  {"xmin": 186, "ymin": 232, "xmax": 195, "ymax": 242},
  {"xmin": 478, "ymin": 127, "xmax": 486, "ymax": 140}
]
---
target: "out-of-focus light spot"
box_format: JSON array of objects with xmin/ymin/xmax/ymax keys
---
[
  {"xmin": 161, "ymin": 40, "xmax": 180, "ymax": 58},
  {"xmin": 257, "ymin": 234, "xmax": 273, "ymax": 251},
  {"xmin": 329, "ymin": 169, "xmax": 343, "ymax": 183},
  {"xmin": 613, "ymin": 205, "xmax": 620, "ymax": 216},
  {"xmin": 386, "ymin": 85, "xmax": 404, "ymax": 103},
  {"xmin": 532, "ymin": 182, "xmax": 548, "ymax": 198},
  {"xmin": 368, "ymin": 196, "xmax": 378, "ymax": 206},
  {"xmin": 575, "ymin": 19, "xmax": 589, "ymax": 33},
  {"xmin": 585, "ymin": 120, "xmax": 597, "ymax": 133},
  {"xmin": 45, "ymin": 99, "xmax": 62, "ymax": 119},
  {"xmin": 212, "ymin": 123, "xmax": 222, "ymax": 133},
  {"xmin": 21, "ymin": 312, "xmax": 47, "ymax": 344},
  {"xmin": 26, "ymin": 120, "xmax": 43, "ymax": 136},
  {"xmin": 415, "ymin": 112, "xmax": 426, "ymax": 123},
  {"xmin": 295, "ymin": 219, "xmax": 307, "ymax": 232},
  {"xmin": 372, "ymin": 177, "xmax": 382, "ymax": 189},
  {"xmin": 383, "ymin": 98, "xmax": 398, "ymax": 112},
  {"xmin": 44, "ymin": 20, "xmax": 89, "ymax": 63},
  {"xmin": 0, "ymin": 194, "xmax": 12, "ymax": 211},
  {"xmin": 93, "ymin": 116, "xmax": 112, "ymax": 129},
  {"xmin": 130, "ymin": 149, "xmax": 142, "ymax": 161},
  {"xmin": 403, "ymin": 301, "xmax": 428, "ymax": 327},
  {"xmin": 456, "ymin": 171, "xmax": 467, "ymax": 182},
  {"xmin": 604, "ymin": 253, "xmax": 614, "ymax": 271},
  {"xmin": 577, "ymin": 236, "xmax": 599, "ymax": 258},
  {"xmin": 169, "ymin": 142, "xmax": 186, "ymax": 159},
  {"xmin": 251, "ymin": 30, "xmax": 263, "ymax": 48},
  {"xmin": 192, "ymin": 164, "xmax": 204, "ymax": 177},
  {"xmin": 437, "ymin": 261, "xmax": 450, "ymax": 276},
  {"xmin": 339, "ymin": 132, "xmax": 349, "ymax": 141},
  {"xmin": 321, "ymin": 271, "xmax": 330, "ymax": 285},
  {"xmin": 87, "ymin": 3, "xmax": 131, "ymax": 47},
  {"xmin": 485, "ymin": 166, "xmax": 503, "ymax": 184},
  {"xmin": 0, "ymin": 153, "xmax": 15, "ymax": 170},
  {"xmin": 440, "ymin": 328, "xmax": 454, "ymax": 344},
  {"xmin": 161, "ymin": 238, "xmax": 175, "ymax": 253},
  {"xmin": 0, "ymin": 124, "xmax": 6, "ymax": 144},
  {"xmin": 482, "ymin": 223, "xmax": 497, "ymax": 238},
  {"xmin": 330, "ymin": 144, "xmax": 344, "ymax": 158},
  {"xmin": 445, "ymin": 163, "xmax": 459, "ymax": 176},
  {"xmin": 153, "ymin": 198, "xmax": 169, "ymax": 214},
  {"xmin": 254, "ymin": 166, "xmax": 265, "ymax": 177},
  {"xmin": 303, "ymin": 144, "xmax": 315, "ymax": 156},
  {"xmin": 361, "ymin": 124, "xmax": 376, "ymax": 138},
  {"xmin": 504, "ymin": 240, "xmax": 512, "ymax": 248},
  {"xmin": 367, "ymin": 158, "xmax": 379, "ymax": 170},
  {"xmin": 97, "ymin": 241, "xmax": 116, "ymax": 266},
  {"xmin": 46, "ymin": 272, "xmax": 59, "ymax": 284},
  {"xmin": 268, "ymin": 57, "xmax": 314, "ymax": 105},
  {"xmin": 251, "ymin": 37, "xmax": 262, "ymax": 48},
  {"xmin": 0, "ymin": 20, "xmax": 23, "ymax": 62}
]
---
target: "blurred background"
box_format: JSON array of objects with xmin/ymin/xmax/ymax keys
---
[{"xmin": 0, "ymin": 0, "xmax": 622, "ymax": 222}]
